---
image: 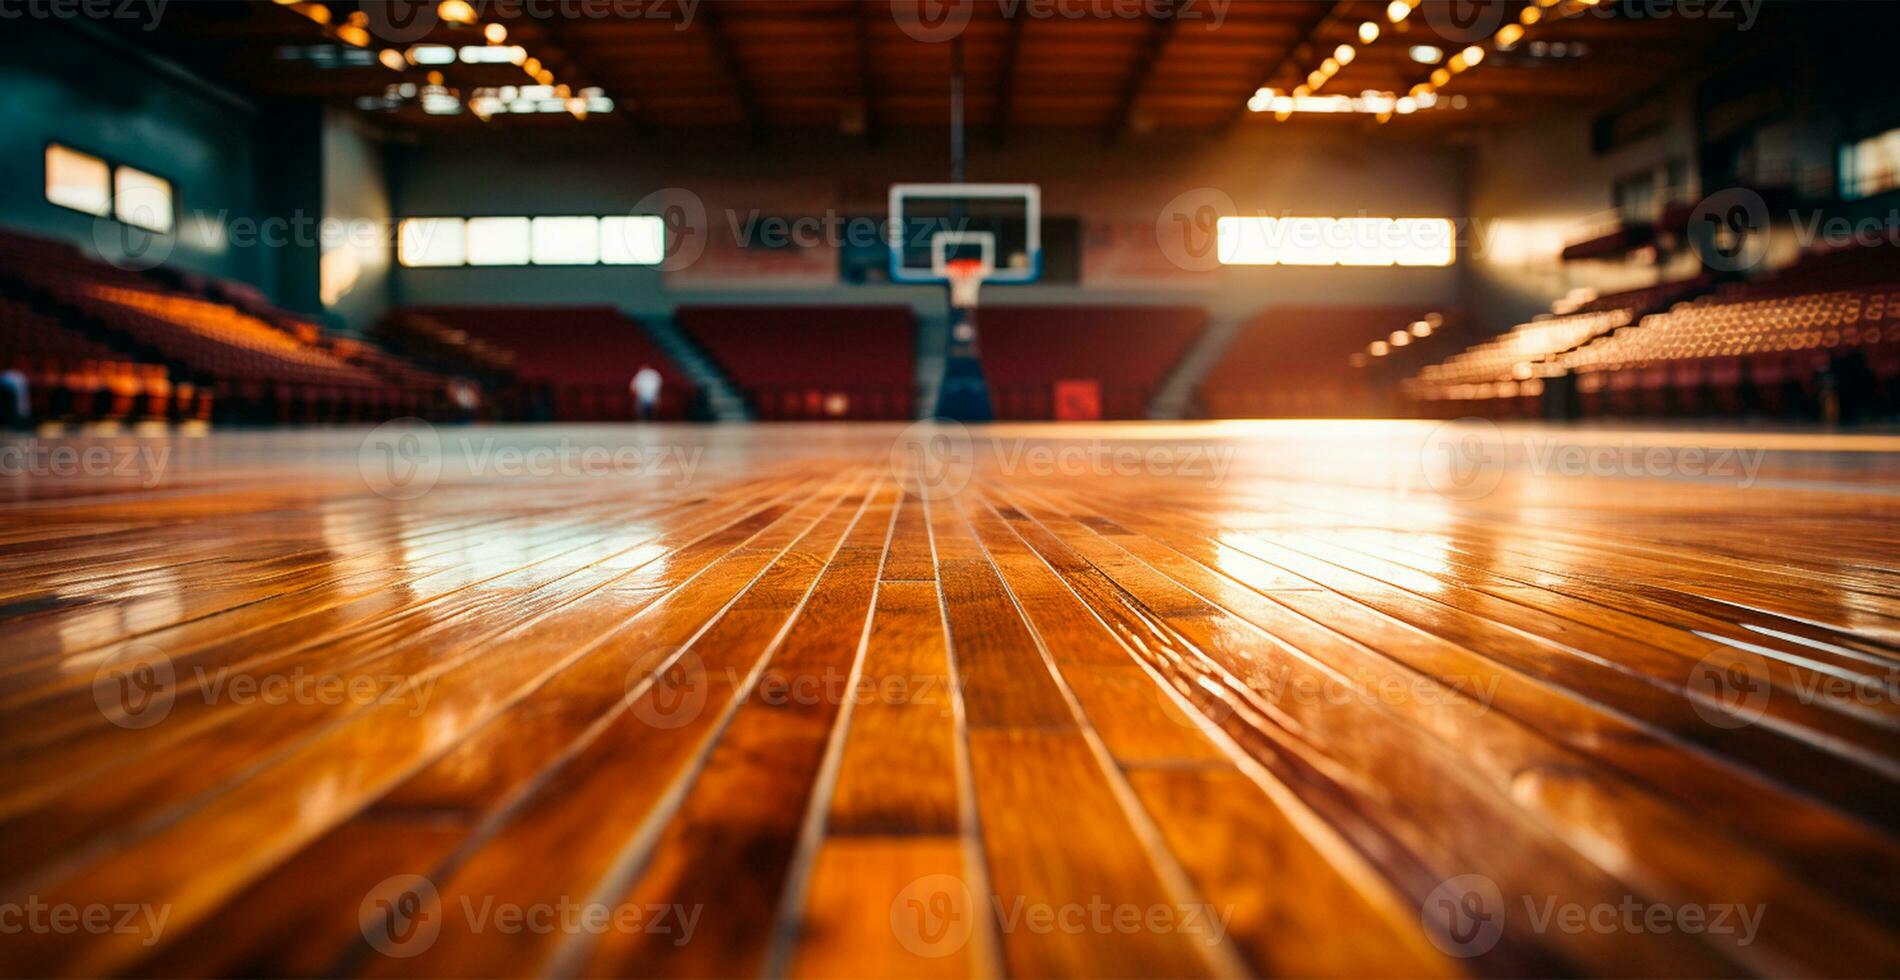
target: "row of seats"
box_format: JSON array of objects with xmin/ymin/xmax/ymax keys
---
[
  {"xmin": 1562, "ymin": 286, "xmax": 1900, "ymax": 417},
  {"xmin": 977, "ymin": 306, "xmax": 1205, "ymax": 421},
  {"xmin": 1409, "ymin": 245, "xmax": 1900, "ymax": 420},
  {"xmin": 1202, "ymin": 307, "xmax": 1458, "ymax": 418},
  {"xmin": 0, "ymin": 297, "xmax": 209, "ymax": 425},
  {"xmin": 678, "ymin": 306, "xmax": 916, "ymax": 421},
  {"xmin": 1405, "ymin": 309, "xmax": 1635, "ymax": 401},
  {"xmin": 0, "ymin": 228, "xmax": 448, "ymax": 425},
  {"xmin": 400, "ymin": 306, "xmax": 694, "ymax": 421}
]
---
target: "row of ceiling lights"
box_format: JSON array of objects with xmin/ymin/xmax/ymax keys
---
[
  {"xmin": 275, "ymin": 1, "xmax": 607, "ymax": 120},
  {"xmin": 1251, "ymin": 0, "xmax": 1602, "ymax": 121}
]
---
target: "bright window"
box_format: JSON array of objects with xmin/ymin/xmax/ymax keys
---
[
  {"xmin": 531, "ymin": 216, "xmax": 600, "ymax": 265},
  {"xmin": 599, "ymin": 216, "xmax": 666, "ymax": 266},
  {"xmin": 113, "ymin": 166, "xmax": 174, "ymax": 234},
  {"xmin": 1217, "ymin": 216, "xmax": 1454, "ymax": 267},
  {"xmin": 45, "ymin": 144, "xmax": 111, "ymax": 218},
  {"xmin": 1841, "ymin": 127, "xmax": 1900, "ymax": 200},
  {"xmin": 399, "ymin": 214, "xmax": 666, "ymax": 267},
  {"xmin": 465, "ymin": 217, "xmax": 531, "ymax": 266},
  {"xmin": 398, "ymin": 218, "xmax": 467, "ymax": 267}
]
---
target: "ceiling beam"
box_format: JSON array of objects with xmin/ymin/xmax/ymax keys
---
[
  {"xmin": 528, "ymin": 13, "xmax": 642, "ymax": 128},
  {"xmin": 1106, "ymin": 0, "xmax": 1181, "ymax": 145},
  {"xmin": 1223, "ymin": 0, "xmax": 1347, "ymax": 130},
  {"xmin": 992, "ymin": 12, "xmax": 1027, "ymax": 147},
  {"xmin": 696, "ymin": 2, "xmax": 766, "ymax": 143}
]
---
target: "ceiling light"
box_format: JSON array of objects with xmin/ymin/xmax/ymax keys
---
[
  {"xmin": 1358, "ymin": 21, "xmax": 1380, "ymax": 43},
  {"xmin": 1409, "ymin": 45, "xmax": 1443, "ymax": 64},
  {"xmin": 336, "ymin": 24, "xmax": 369, "ymax": 46},
  {"xmin": 1520, "ymin": 5, "xmax": 1543, "ymax": 23},
  {"xmin": 437, "ymin": 0, "xmax": 477, "ymax": 25},
  {"xmin": 409, "ymin": 44, "xmax": 455, "ymax": 65},
  {"xmin": 1334, "ymin": 44, "xmax": 1355, "ymax": 65},
  {"xmin": 1386, "ymin": 0, "xmax": 1412, "ymax": 23},
  {"xmin": 1495, "ymin": 24, "xmax": 1524, "ymax": 48},
  {"xmin": 483, "ymin": 22, "xmax": 508, "ymax": 44},
  {"xmin": 378, "ymin": 48, "xmax": 407, "ymax": 71},
  {"xmin": 1430, "ymin": 67, "xmax": 1451, "ymax": 87},
  {"xmin": 1462, "ymin": 45, "xmax": 1485, "ymax": 66}
]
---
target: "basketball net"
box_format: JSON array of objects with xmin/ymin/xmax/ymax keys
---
[{"xmin": 945, "ymin": 258, "xmax": 986, "ymax": 310}]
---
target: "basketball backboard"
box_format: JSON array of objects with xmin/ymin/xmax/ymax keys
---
[{"xmin": 888, "ymin": 183, "xmax": 1042, "ymax": 285}]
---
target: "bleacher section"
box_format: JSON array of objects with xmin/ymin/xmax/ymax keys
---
[
  {"xmin": 1564, "ymin": 284, "xmax": 1900, "ymax": 417},
  {"xmin": 1407, "ymin": 246, "xmax": 1900, "ymax": 420},
  {"xmin": 1200, "ymin": 307, "xmax": 1443, "ymax": 418},
  {"xmin": 977, "ymin": 306, "xmax": 1205, "ymax": 420},
  {"xmin": 1406, "ymin": 309, "xmax": 1634, "ymax": 417},
  {"xmin": 676, "ymin": 306, "xmax": 915, "ymax": 421},
  {"xmin": 0, "ymin": 295, "xmax": 194, "ymax": 425},
  {"xmin": 398, "ymin": 306, "xmax": 694, "ymax": 421}
]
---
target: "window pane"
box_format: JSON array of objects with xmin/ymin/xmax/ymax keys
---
[
  {"xmin": 600, "ymin": 216, "xmax": 666, "ymax": 265},
  {"xmin": 46, "ymin": 144, "xmax": 111, "ymax": 217},
  {"xmin": 531, "ymin": 216, "xmax": 600, "ymax": 265},
  {"xmin": 398, "ymin": 218, "xmax": 466, "ymax": 267},
  {"xmin": 465, "ymin": 216, "xmax": 531, "ymax": 266},
  {"xmin": 1843, "ymin": 128, "xmax": 1900, "ymax": 200},
  {"xmin": 114, "ymin": 166, "xmax": 174, "ymax": 234}
]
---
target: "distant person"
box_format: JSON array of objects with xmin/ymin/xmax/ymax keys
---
[
  {"xmin": 632, "ymin": 366, "xmax": 662, "ymax": 421},
  {"xmin": 0, "ymin": 369, "xmax": 26, "ymax": 429}
]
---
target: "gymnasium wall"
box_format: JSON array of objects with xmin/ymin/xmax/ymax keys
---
[
  {"xmin": 0, "ymin": 22, "xmax": 275, "ymax": 294},
  {"xmin": 387, "ymin": 125, "xmax": 1467, "ymax": 323}
]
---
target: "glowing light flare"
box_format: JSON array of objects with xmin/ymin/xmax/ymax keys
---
[
  {"xmin": 1358, "ymin": 21, "xmax": 1380, "ymax": 43},
  {"xmin": 437, "ymin": 0, "xmax": 477, "ymax": 25}
]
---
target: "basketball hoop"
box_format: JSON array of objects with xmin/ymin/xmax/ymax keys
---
[{"xmin": 945, "ymin": 258, "xmax": 986, "ymax": 309}]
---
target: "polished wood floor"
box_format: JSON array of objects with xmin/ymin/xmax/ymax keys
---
[{"xmin": 1, "ymin": 421, "xmax": 1898, "ymax": 978}]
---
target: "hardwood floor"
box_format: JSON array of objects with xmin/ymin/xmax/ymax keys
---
[{"xmin": 1, "ymin": 420, "xmax": 1897, "ymax": 978}]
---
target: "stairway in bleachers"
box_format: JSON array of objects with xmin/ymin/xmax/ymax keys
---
[{"xmin": 640, "ymin": 316, "xmax": 749, "ymax": 422}]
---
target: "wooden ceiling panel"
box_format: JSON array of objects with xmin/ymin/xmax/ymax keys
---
[{"xmin": 116, "ymin": 0, "xmax": 1748, "ymax": 140}]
